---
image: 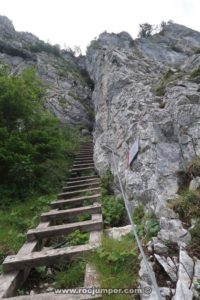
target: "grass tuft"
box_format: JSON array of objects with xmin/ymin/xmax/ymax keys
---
[
  {"xmin": 132, "ymin": 204, "xmax": 160, "ymax": 240},
  {"xmin": 88, "ymin": 235, "xmax": 139, "ymax": 299}
]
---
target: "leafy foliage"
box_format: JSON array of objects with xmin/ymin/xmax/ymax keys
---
[
  {"xmin": 132, "ymin": 204, "xmax": 145, "ymax": 224},
  {"xmin": 194, "ymin": 279, "xmax": 200, "ymax": 296},
  {"xmin": 29, "ymin": 41, "xmax": 61, "ymax": 57},
  {"xmin": 65, "ymin": 230, "xmax": 89, "ymax": 246},
  {"xmin": 0, "ymin": 66, "xmax": 81, "ymax": 205},
  {"xmin": 168, "ymin": 190, "xmax": 200, "ymax": 221},
  {"xmin": 138, "ymin": 23, "xmax": 153, "ymax": 38},
  {"xmin": 100, "ymin": 169, "xmax": 114, "ymax": 196},
  {"xmin": 132, "ymin": 204, "xmax": 160, "ymax": 239},
  {"xmin": 145, "ymin": 218, "xmax": 160, "ymax": 237},
  {"xmin": 100, "ymin": 169, "xmax": 125, "ymax": 227},
  {"xmin": 168, "ymin": 164, "xmax": 200, "ymax": 259},
  {"xmin": 101, "ymin": 196, "xmax": 125, "ymax": 227}
]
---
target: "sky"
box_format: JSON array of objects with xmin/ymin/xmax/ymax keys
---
[{"xmin": 1, "ymin": 0, "xmax": 200, "ymax": 53}]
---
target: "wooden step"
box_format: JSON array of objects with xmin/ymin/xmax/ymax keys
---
[
  {"xmin": 62, "ymin": 182, "xmax": 99, "ymax": 192},
  {"xmin": 66, "ymin": 178, "xmax": 99, "ymax": 185},
  {"xmin": 50, "ymin": 194, "xmax": 101, "ymax": 209},
  {"xmin": 74, "ymin": 160, "xmax": 94, "ymax": 164},
  {"xmin": 77, "ymin": 152, "xmax": 93, "ymax": 156},
  {"xmin": 89, "ymin": 213, "xmax": 103, "ymax": 248},
  {"xmin": 27, "ymin": 217, "xmax": 103, "ymax": 241},
  {"xmin": 71, "ymin": 172, "xmax": 96, "ymax": 177},
  {"xmin": 73, "ymin": 163, "xmax": 94, "ymax": 168},
  {"xmin": 41, "ymin": 204, "xmax": 101, "ymax": 221},
  {"xmin": 75, "ymin": 157, "xmax": 93, "ymax": 160},
  {"xmin": 3, "ymin": 244, "xmax": 93, "ymax": 273},
  {"xmin": 78, "ymin": 149, "xmax": 93, "ymax": 152},
  {"xmin": 79, "ymin": 147, "xmax": 93, "ymax": 151},
  {"xmin": 76, "ymin": 152, "xmax": 93, "ymax": 155},
  {"xmin": 58, "ymin": 187, "xmax": 100, "ymax": 199},
  {"xmin": 67, "ymin": 175, "xmax": 99, "ymax": 182},
  {"xmin": 75, "ymin": 154, "xmax": 93, "ymax": 160},
  {"xmin": 75, "ymin": 157, "xmax": 93, "ymax": 161},
  {"xmin": 72, "ymin": 166, "xmax": 95, "ymax": 172}
]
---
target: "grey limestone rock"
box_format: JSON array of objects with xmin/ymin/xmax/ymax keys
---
[
  {"xmin": 154, "ymin": 254, "xmax": 177, "ymax": 282},
  {"xmin": 86, "ymin": 25, "xmax": 200, "ymax": 218},
  {"xmin": 158, "ymin": 217, "xmax": 191, "ymax": 244},
  {"xmin": 152, "ymin": 238, "xmax": 169, "ymax": 255},
  {"xmin": 105, "ymin": 225, "xmax": 132, "ymax": 240},
  {"xmin": 189, "ymin": 176, "xmax": 200, "ymax": 190},
  {"xmin": 174, "ymin": 249, "xmax": 194, "ymax": 300}
]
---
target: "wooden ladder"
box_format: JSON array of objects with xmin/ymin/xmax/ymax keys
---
[{"xmin": 0, "ymin": 141, "xmax": 103, "ymax": 299}]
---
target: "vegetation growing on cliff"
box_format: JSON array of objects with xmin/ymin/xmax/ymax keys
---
[
  {"xmin": 169, "ymin": 156, "xmax": 200, "ymax": 258},
  {"xmin": 153, "ymin": 69, "xmax": 175, "ymax": 96},
  {"xmin": 0, "ymin": 66, "xmax": 81, "ymax": 204},
  {"xmin": 190, "ymin": 66, "xmax": 200, "ymax": 80},
  {"xmin": 100, "ymin": 170, "xmax": 125, "ymax": 227},
  {"xmin": 0, "ymin": 66, "xmax": 83, "ymax": 256},
  {"xmin": 29, "ymin": 41, "xmax": 61, "ymax": 57},
  {"xmin": 132, "ymin": 204, "xmax": 160, "ymax": 240}
]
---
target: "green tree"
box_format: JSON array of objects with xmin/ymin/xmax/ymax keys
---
[
  {"xmin": 138, "ymin": 23, "xmax": 153, "ymax": 38},
  {"xmin": 0, "ymin": 65, "xmax": 80, "ymax": 205}
]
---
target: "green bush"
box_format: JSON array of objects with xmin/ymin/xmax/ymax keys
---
[
  {"xmin": 0, "ymin": 66, "xmax": 81, "ymax": 205},
  {"xmin": 132, "ymin": 204, "xmax": 145, "ymax": 224},
  {"xmin": 132, "ymin": 205, "xmax": 160, "ymax": 239},
  {"xmin": 194, "ymin": 279, "xmax": 200, "ymax": 297},
  {"xmin": 65, "ymin": 230, "xmax": 89, "ymax": 246},
  {"xmin": 100, "ymin": 169, "xmax": 114, "ymax": 196},
  {"xmin": 100, "ymin": 169, "xmax": 125, "ymax": 227},
  {"xmin": 138, "ymin": 23, "xmax": 153, "ymax": 38},
  {"xmin": 30, "ymin": 41, "xmax": 61, "ymax": 57},
  {"xmin": 101, "ymin": 196, "xmax": 125, "ymax": 227},
  {"xmin": 145, "ymin": 218, "xmax": 160, "ymax": 238},
  {"xmin": 169, "ymin": 190, "xmax": 200, "ymax": 220}
]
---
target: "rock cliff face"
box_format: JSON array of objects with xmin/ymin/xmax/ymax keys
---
[
  {"xmin": 86, "ymin": 24, "xmax": 200, "ymax": 298},
  {"xmin": 0, "ymin": 16, "xmax": 94, "ymax": 129},
  {"xmin": 86, "ymin": 24, "xmax": 200, "ymax": 216}
]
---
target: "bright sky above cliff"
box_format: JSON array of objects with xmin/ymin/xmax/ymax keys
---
[{"xmin": 1, "ymin": 0, "xmax": 200, "ymax": 52}]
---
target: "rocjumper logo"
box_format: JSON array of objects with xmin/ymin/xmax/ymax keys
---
[{"xmin": 54, "ymin": 286, "xmax": 152, "ymax": 295}]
